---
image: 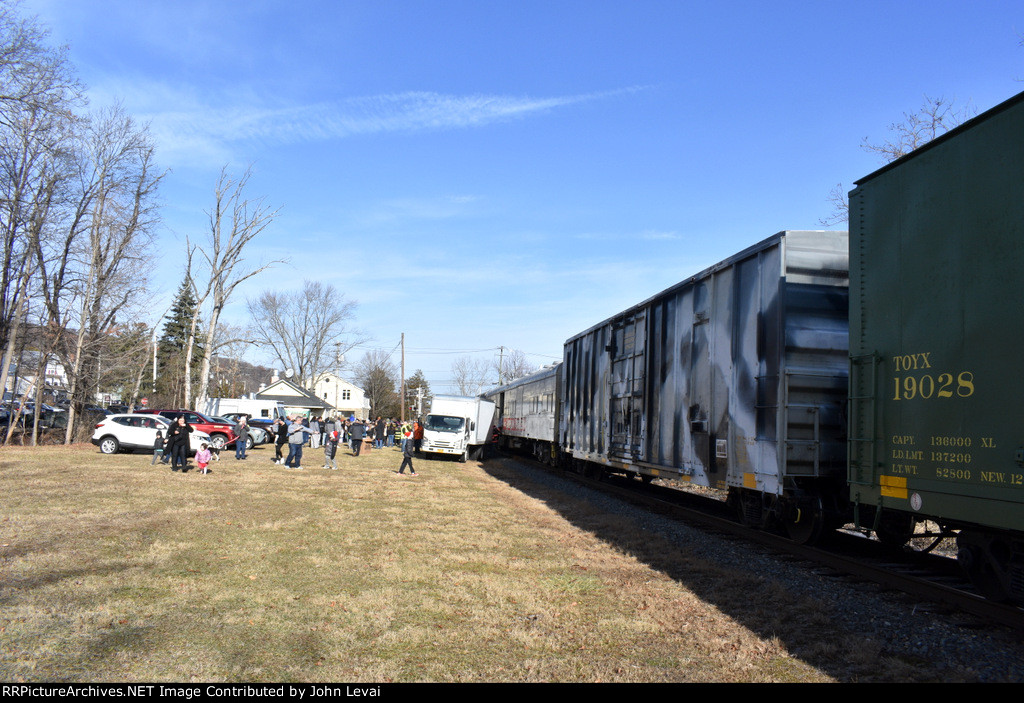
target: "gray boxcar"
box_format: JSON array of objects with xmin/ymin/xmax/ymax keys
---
[{"xmin": 560, "ymin": 230, "xmax": 849, "ymax": 540}]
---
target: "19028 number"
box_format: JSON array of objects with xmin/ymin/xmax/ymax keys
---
[{"xmin": 893, "ymin": 371, "xmax": 974, "ymax": 401}]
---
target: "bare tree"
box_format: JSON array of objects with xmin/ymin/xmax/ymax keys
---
[
  {"xmin": 60, "ymin": 106, "xmax": 163, "ymax": 442},
  {"xmin": 0, "ymin": 1, "xmax": 80, "ymax": 416},
  {"xmin": 451, "ymin": 355, "xmax": 492, "ymax": 396},
  {"xmin": 248, "ymin": 280, "xmax": 364, "ymax": 389},
  {"xmin": 821, "ymin": 95, "xmax": 974, "ymax": 226},
  {"xmin": 861, "ymin": 95, "xmax": 974, "ymax": 163},
  {"xmin": 353, "ymin": 349, "xmax": 400, "ymax": 418},
  {"xmin": 494, "ymin": 348, "xmax": 536, "ymax": 385},
  {"xmin": 189, "ymin": 166, "xmax": 283, "ymax": 410}
]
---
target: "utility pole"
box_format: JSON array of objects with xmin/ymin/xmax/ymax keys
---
[{"xmin": 400, "ymin": 333, "xmax": 405, "ymax": 422}]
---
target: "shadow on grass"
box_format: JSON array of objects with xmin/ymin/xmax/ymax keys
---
[{"xmin": 478, "ymin": 454, "xmax": 942, "ymax": 683}]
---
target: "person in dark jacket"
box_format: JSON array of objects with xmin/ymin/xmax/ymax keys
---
[
  {"xmin": 274, "ymin": 417, "xmax": 288, "ymax": 464},
  {"xmin": 323, "ymin": 429, "xmax": 339, "ymax": 470},
  {"xmin": 166, "ymin": 416, "xmax": 193, "ymax": 472},
  {"xmin": 398, "ymin": 435, "xmax": 417, "ymax": 475},
  {"xmin": 349, "ymin": 419, "xmax": 365, "ymax": 456}
]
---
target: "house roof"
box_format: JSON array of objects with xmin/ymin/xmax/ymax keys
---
[{"xmin": 256, "ymin": 379, "xmax": 334, "ymax": 409}]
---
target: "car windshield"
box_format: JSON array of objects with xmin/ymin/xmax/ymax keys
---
[{"xmin": 425, "ymin": 414, "xmax": 464, "ymax": 433}]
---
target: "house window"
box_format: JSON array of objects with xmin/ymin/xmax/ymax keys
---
[{"xmin": 342, "ymin": 390, "xmax": 351, "ymax": 400}]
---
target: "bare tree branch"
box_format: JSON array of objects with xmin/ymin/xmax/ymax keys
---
[
  {"xmin": 247, "ymin": 280, "xmax": 365, "ymax": 390},
  {"xmin": 820, "ymin": 95, "xmax": 975, "ymax": 226},
  {"xmin": 193, "ymin": 165, "xmax": 285, "ymax": 409}
]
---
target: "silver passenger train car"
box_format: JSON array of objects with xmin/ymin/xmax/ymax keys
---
[
  {"xmin": 561, "ymin": 230, "xmax": 850, "ymax": 540},
  {"xmin": 485, "ymin": 364, "xmax": 562, "ymax": 464}
]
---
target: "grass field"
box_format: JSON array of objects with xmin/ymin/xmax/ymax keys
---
[{"xmin": 0, "ymin": 442, "xmax": 972, "ymax": 682}]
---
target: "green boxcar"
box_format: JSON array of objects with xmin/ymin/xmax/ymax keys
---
[{"xmin": 848, "ymin": 90, "xmax": 1024, "ymax": 600}]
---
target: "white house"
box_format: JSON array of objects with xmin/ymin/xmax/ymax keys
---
[
  {"xmin": 311, "ymin": 372, "xmax": 370, "ymax": 420},
  {"xmin": 254, "ymin": 373, "xmax": 369, "ymax": 420}
]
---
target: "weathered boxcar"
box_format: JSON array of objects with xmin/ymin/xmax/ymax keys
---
[
  {"xmin": 848, "ymin": 91, "xmax": 1024, "ymax": 599},
  {"xmin": 485, "ymin": 364, "xmax": 562, "ymax": 464},
  {"xmin": 560, "ymin": 230, "xmax": 849, "ymax": 540}
]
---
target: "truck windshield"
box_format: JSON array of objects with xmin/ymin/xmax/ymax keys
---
[{"xmin": 426, "ymin": 415, "xmax": 464, "ymax": 433}]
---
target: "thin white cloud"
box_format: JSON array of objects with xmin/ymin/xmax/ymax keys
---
[
  {"xmin": 102, "ymin": 83, "xmax": 644, "ymax": 167},
  {"xmin": 575, "ymin": 228, "xmax": 682, "ymax": 242}
]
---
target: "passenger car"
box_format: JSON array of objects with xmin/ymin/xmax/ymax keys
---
[
  {"xmin": 91, "ymin": 413, "xmax": 212, "ymax": 455},
  {"xmin": 136, "ymin": 409, "xmax": 237, "ymax": 449},
  {"xmin": 211, "ymin": 414, "xmax": 268, "ymax": 449}
]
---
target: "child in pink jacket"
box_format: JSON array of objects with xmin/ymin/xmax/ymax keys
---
[{"xmin": 195, "ymin": 443, "xmax": 213, "ymax": 474}]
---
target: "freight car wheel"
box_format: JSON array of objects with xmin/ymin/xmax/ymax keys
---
[
  {"xmin": 876, "ymin": 513, "xmax": 916, "ymax": 550},
  {"xmin": 783, "ymin": 497, "xmax": 824, "ymax": 545},
  {"xmin": 957, "ymin": 532, "xmax": 1015, "ymax": 602}
]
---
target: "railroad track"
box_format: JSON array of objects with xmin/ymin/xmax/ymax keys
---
[{"xmin": 492, "ymin": 453, "xmax": 1024, "ymax": 632}]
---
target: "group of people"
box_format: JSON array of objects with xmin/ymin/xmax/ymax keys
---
[
  {"xmin": 270, "ymin": 415, "xmax": 425, "ymax": 474},
  {"xmin": 151, "ymin": 415, "xmax": 214, "ymax": 474},
  {"xmin": 150, "ymin": 412, "xmax": 427, "ymax": 476}
]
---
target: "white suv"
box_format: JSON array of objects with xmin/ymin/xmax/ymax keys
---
[{"xmin": 91, "ymin": 413, "xmax": 212, "ymax": 455}]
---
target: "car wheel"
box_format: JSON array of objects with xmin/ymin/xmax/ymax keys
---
[
  {"xmin": 210, "ymin": 434, "xmax": 227, "ymax": 450},
  {"xmin": 246, "ymin": 436, "xmax": 254, "ymax": 451},
  {"xmin": 99, "ymin": 436, "xmax": 120, "ymax": 454}
]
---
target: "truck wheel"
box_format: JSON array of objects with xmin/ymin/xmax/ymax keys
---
[
  {"xmin": 210, "ymin": 434, "xmax": 227, "ymax": 450},
  {"xmin": 459, "ymin": 450, "xmax": 468, "ymax": 463}
]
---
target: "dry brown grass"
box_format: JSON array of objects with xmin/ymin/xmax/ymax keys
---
[{"xmin": 0, "ymin": 442, "xmax": 929, "ymax": 682}]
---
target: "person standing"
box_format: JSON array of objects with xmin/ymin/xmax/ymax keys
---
[
  {"xmin": 398, "ymin": 435, "xmax": 417, "ymax": 476},
  {"xmin": 400, "ymin": 422, "xmax": 412, "ymax": 453},
  {"xmin": 285, "ymin": 416, "xmax": 306, "ymax": 469},
  {"xmin": 152, "ymin": 430, "xmax": 164, "ymax": 465},
  {"xmin": 349, "ymin": 418, "xmax": 365, "ymax": 456},
  {"xmin": 309, "ymin": 416, "xmax": 321, "ymax": 450},
  {"xmin": 323, "ymin": 429, "xmax": 339, "ymax": 470},
  {"xmin": 274, "ymin": 417, "xmax": 288, "ymax": 464},
  {"xmin": 413, "ymin": 420, "xmax": 424, "ymax": 453},
  {"xmin": 166, "ymin": 416, "xmax": 193, "ymax": 472},
  {"xmin": 234, "ymin": 416, "xmax": 250, "ymax": 460},
  {"xmin": 195, "ymin": 443, "xmax": 213, "ymax": 474}
]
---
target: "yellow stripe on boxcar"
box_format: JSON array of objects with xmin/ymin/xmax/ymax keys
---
[{"xmin": 879, "ymin": 475, "xmax": 908, "ymax": 500}]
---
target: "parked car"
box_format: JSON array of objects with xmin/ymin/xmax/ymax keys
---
[
  {"xmin": 136, "ymin": 409, "xmax": 237, "ymax": 450},
  {"xmin": 0, "ymin": 402, "xmax": 67, "ymax": 429},
  {"xmin": 91, "ymin": 413, "xmax": 212, "ymax": 455},
  {"xmin": 211, "ymin": 414, "xmax": 268, "ymax": 450}
]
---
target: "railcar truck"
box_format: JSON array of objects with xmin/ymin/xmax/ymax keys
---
[{"xmin": 421, "ymin": 395, "xmax": 496, "ymax": 462}]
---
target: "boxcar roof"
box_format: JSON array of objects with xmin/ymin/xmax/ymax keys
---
[
  {"xmin": 853, "ymin": 89, "xmax": 1024, "ymax": 187},
  {"xmin": 564, "ymin": 229, "xmax": 846, "ymax": 344}
]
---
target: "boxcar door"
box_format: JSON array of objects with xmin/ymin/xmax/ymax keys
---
[{"xmin": 609, "ymin": 313, "xmax": 646, "ymax": 461}]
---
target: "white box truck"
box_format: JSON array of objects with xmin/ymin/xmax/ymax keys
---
[{"xmin": 421, "ymin": 395, "xmax": 496, "ymax": 462}]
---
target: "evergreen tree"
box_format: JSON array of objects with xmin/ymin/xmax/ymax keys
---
[{"xmin": 155, "ymin": 278, "xmax": 204, "ymax": 406}]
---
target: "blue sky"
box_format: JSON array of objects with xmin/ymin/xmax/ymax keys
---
[{"xmin": 22, "ymin": 0, "xmax": 1024, "ymax": 393}]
